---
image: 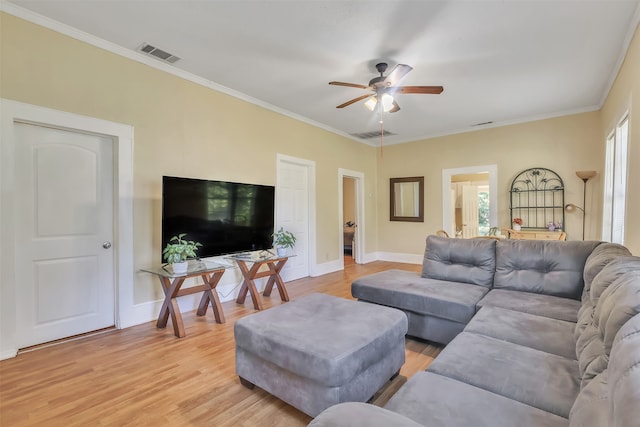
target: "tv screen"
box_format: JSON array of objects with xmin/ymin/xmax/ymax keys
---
[{"xmin": 162, "ymin": 176, "xmax": 275, "ymax": 261}]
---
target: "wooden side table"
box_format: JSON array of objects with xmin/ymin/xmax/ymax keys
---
[
  {"xmin": 231, "ymin": 254, "xmax": 290, "ymax": 311},
  {"xmin": 141, "ymin": 261, "xmax": 228, "ymax": 338}
]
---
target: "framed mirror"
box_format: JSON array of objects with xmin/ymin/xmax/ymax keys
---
[{"xmin": 390, "ymin": 177, "xmax": 424, "ymax": 222}]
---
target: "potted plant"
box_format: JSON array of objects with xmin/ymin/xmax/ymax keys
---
[
  {"xmin": 512, "ymin": 218, "xmax": 523, "ymax": 231},
  {"xmin": 272, "ymin": 227, "xmax": 296, "ymax": 257},
  {"xmin": 162, "ymin": 233, "xmax": 202, "ymax": 274}
]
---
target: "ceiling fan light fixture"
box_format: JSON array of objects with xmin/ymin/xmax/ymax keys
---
[
  {"xmin": 364, "ymin": 96, "xmax": 377, "ymax": 111},
  {"xmin": 381, "ymin": 93, "xmax": 394, "ymax": 112}
]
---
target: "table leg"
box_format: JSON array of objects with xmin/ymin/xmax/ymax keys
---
[
  {"xmin": 235, "ymin": 261, "xmax": 264, "ymax": 310},
  {"xmin": 262, "ymin": 258, "xmax": 290, "ymax": 302},
  {"xmin": 196, "ymin": 271, "xmax": 226, "ymax": 323},
  {"xmin": 157, "ymin": 276, "xmax": 187, "ymax": 338}
]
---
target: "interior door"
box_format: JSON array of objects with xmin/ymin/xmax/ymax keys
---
[
  {"xmin": 461, "ymin": 185, "xmax": 479, "ymax": 238},
  {"xmin": 276, "ymin": 159, "xmax": 310, "ymax": 281},
  {"xmin": 14, "ymin": 123, "xmax": 115, "ymax": 348}
]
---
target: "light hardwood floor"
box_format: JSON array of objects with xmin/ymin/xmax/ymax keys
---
[{"xmin": 0, "ymin": 260, "xmax": 442, "ymax": 427}]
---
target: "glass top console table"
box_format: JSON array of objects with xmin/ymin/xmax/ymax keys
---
[
  {"xmin": 227, "ymin": 252, "xmax": 294, "ymax": 311},
  {"xmin": 140, "ymin": 260, "xmax": 229, "ymax": 338}
]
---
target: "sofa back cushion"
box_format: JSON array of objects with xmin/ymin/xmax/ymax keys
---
[
  {"xmin": 608, "ymin": 313, "xmax": 640, "ymax": 426},
  {"xmin": 422, "ymin": 235, "xmax": 496, "ymax": 288},
  {"xmin": 493, "ymin": 240, "xmax": 600, "ymax": 300},
  {"xmin": 575, "ymin": 256, "xmax": 640, "ymax": 343},
  {"xmin": 582, "ymin": 243, "xmax": 630, "ymax": 302},
  {"xmin": 576, "ymin": 271, "xmax": 640, "ymax": 388}
]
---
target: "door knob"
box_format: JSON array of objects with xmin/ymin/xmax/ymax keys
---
[{"xmin": 102, "ymin": 241, "xmax": 112, "ymax": 249}]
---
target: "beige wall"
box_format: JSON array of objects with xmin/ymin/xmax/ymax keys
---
[
  {"xmin": 0, "ymin": 13, "xmax": 379, "ymax": 303},
  {"xmin": 377, "ymin": 112, "xmax": 603, "ymax": 254},
  {"xmin": 601, "ymin": 24, "xmax": 640, "ymax": 254}
]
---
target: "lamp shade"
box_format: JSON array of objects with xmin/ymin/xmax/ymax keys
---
[{"xmin": 576, "ymin": 170, "xmax": 597, "ymax": 181}]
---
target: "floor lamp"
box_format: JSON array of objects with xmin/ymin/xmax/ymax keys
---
[{"xmin": 564, "ymin": 170, "xmax": 597, "ymax": 240}]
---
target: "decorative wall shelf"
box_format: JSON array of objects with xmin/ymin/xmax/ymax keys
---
[{"xmin": 509, "ymin": 168, "xmax": 565, "ymax": 231}]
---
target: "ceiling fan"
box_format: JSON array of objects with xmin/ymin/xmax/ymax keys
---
[{"xmin": 329, "ymin": 63, "xmax": 443, "ymax": 113}]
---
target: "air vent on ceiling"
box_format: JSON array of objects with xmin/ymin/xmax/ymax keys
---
[
  {"xmin": 351, "ymin": 130, "xmax": 396, "ymax": 139},
  {"xmin": 472, "ymin": 121, "xmax": 494, "ymax": 127},
  {"xmin": 137, "ymin": 43, "xmax": 181, "ymax": 64}
]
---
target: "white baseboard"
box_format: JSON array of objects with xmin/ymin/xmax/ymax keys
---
[
  {"xmin": 1, "ymin": 349, "xmax": 18, "ymax": 360},
  {"xmin": 371, "ymin": 251, "xmax": 423, "ymax": 265},
  {"xmin": 310, "ymin": 259, "xmax": 343, "ymax": 277}
]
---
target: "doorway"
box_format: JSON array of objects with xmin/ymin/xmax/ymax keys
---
[
  {"xmin": 338, "ymin": 169, "xmax": 365, "ymax": 266},
  {"xmin": 442, "ymin": 165, "xmax": 498, "ymax": 238}
]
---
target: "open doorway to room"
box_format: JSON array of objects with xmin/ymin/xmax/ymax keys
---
[
  {"xmin": 442, "ymin": 165, "xmax": 498, "ymax": 238},
  {"xmin": 343, "ymin": 177, "xmax": 356, "ymax": 264},
  {"xmin": 451, "ymin": 174, "xmax": 490, "ymax": 238},
  {"xmin": 338, "ymin": 169, "xmax": 364, "ymax": 267}
]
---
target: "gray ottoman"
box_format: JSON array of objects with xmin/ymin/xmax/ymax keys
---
[{"xmin": 234, "ymin": 293, "xmax": 408, "ymax": 417}]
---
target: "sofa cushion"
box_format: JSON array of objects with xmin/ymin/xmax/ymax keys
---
[
  {"xmin": 477, "ymin": 289, "xmax": 581, "ymax": 322},
  {"xmin": 576, "ymin": 271, "xmax": 640, "ymax": 388},
  {"xmin": 568, "ymin": 371, "xmax": 609, "ymax": 427},
  {"xmin": 582, "ymin": 243, "xmax": 630, "ymax": 302},
  {"xmin": 575, "ymin": 256, "xmax": 640, "ymax": 344},
  {"xmin": 494, "ymin": 240, "xmax": 600, "ymax": 300},
  {"xmin": 352, "ymin": 269, "xmax": 489, "ymax": 324},
  {"xmin": 234, "ymin": 293, "xmax": 407, "ymax": 387},
  {"xmin": 421, "ymin": 235, "xmax": 496, "ymax": 288},
  {"xmin": 427, "ymin": 332, "xmax": 580, "ymax": 418},
  {"xmin": 609, "ymin": 313, "xmax": 640, "ymax": 426},
  {"xmin": 464, "ymin": 306, "xmax": 576, "ymax": 359},
  {"xmin": 384, "ymin": 371, "xmax": 567, "ymax": 427}
]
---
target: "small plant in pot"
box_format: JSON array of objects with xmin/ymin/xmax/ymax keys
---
[
  {"xmin": 272, "ymin": 227, "xmax": 296, "ymax": 257},
  {"xmin": 163, "ymin": 233, "xmax": 202, "ymax": 274}
]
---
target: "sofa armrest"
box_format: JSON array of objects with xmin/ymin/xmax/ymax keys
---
[{"xmin": 308, "ymin": 402, "xmax": 424, "ymax": 427}]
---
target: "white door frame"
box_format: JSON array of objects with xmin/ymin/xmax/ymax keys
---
[
  {"xmin": 442, "ymin": 164, "xmax": 498, "ymax": 236},
  {"xmin": 276, "ymin": 154, "xmax": 316, "ymax": 276},
  {"xmin": 0, "ymin": 99, "xmax": 134, "ymax": 359},
  {"xmin": 338, "ymin": 168, "xmax": 365, "ymax": 266}
]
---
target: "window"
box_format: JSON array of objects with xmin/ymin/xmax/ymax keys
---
[{"xmin": 602, "ymin": 113, "xmax": 629, "ymax": 243}]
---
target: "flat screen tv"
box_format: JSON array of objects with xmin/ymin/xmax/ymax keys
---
[{"xmin": 162, "ymin": 176, "xmax": 275, "ymax": 261}]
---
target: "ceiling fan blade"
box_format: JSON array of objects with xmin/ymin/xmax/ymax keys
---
[
  {"xmin": 329, "ymin": 81, "xmax": 370, "ymax": 90},
  {"xmin": 383, "ymin": 64, "xmax": 413, "ymax": 87},
  {"xmin": 394, "ymin": 86, "xmax": 444, "ymax": 94},
  {"xmin": 336, "ymin": 94, "xmax": 372, "ymax": 109},
  {"xmin": 388, "ymin": 101, "xmax": 401, "ymax": 113}
]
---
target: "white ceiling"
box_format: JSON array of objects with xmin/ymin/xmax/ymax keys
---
[{"xmin": 5, "ymin": 0, "xmax": 640, "ymax": 145}]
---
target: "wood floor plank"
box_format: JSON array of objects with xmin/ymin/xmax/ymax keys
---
[{"xmin": 0, "ymin": 260, "xmax": 441, "ymax": 426}]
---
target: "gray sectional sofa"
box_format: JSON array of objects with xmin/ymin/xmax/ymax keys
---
[{"xmin": 310, "ymin": 236, "xmax": 640, "ymax": 426}]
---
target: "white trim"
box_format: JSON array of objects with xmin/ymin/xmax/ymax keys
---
[
  {"xmin": 311, "ymin": 259, "xmax": 344, "ymax": 277},
  {"xmin": 442, "ymin": 165, "xmax": 498, "ymax": 237},
  {"xmin": 0, "ymin": 99, "xmax": 134, "ymax": 358},
  {"xmin": 338, "ymin": 169, "xmax": 366, "ymax": 267},
  {"xmin": 372, "ymin": 252, "xmax": 423, "ymax": 265},
  {"xmin": 276, "ymin": 154, "xmax": 317, "ymax": 278}
]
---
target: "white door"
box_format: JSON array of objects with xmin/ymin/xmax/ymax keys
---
[
  {"xmin": 277, "ymin": 159, "xmax": 310, "ymax": 281},
  {"xmin": 461, "ymin": 185, "xmax": 479, "ymax": 238},
  {"xmin": 14, "ymin": 123, "xmax": 115, "ymax": 348}
]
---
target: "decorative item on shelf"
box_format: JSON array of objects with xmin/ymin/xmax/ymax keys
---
[
  {"xmin": 512, "ymin": 218, "xmax": 523, "ymax": 231},
  {"xmin": 547, "ymin": 221, "xmax": 555, "ymax": 231},
  {"xmin": 272, "ymin": 227, "xmax": 296, "ymax": 257},
  {"xmin": 162, "ymin": 233, "xmax": 202, "ymax": 274}
]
